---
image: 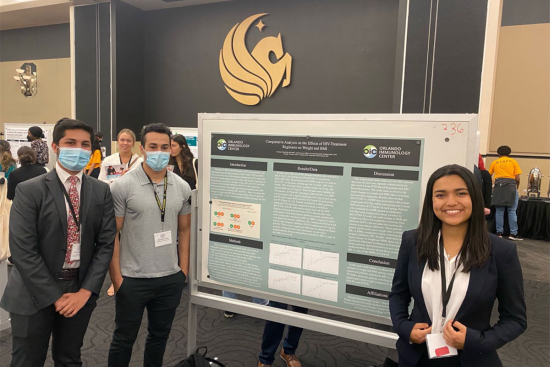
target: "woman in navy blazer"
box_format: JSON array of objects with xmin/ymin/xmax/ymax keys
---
[{"xmin": 389, "ymin": 165, "xmax": 526, "ymax": 366}]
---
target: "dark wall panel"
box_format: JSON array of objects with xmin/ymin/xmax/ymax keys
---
[
  {"xmin": 74, "ymin": 4, "xmax": 111, "ymax": 140},
  {"xmin": 430, "ymin": 0, "xmax": 487, "ymax": 113},
  {"xmin": 0, "ymin": 24, "xmax": 69, "ymax": 62},
  {"xmin": 401, "ymin": 0, "xmax": 432, "ymax": 113},
  {"xmin": 402, "ymin": 0, "xmax": 488, "ymax": 114},
  {"xmin": 74, "ymin": 6, "xmax": 98, "ymax": 128},
  {"xmin": 138, "ymin": 0, "xmax": 400, "ymax": 130},
  {"xmin": 502, "ymin": 0, "xmax": 550, "ymax": 26},
  {"xmin": 115, "ymin": 0, "xmax": 145, "ymax": 138},
  {"xmin": 99, "ymin": 2, "xmax": 112, "ymax": 152}
]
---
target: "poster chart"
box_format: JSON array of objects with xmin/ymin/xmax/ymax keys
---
[
  {"xmin": 4, "ymin": 123, "xmax": 55, "ymax": 170},
  {"xmin": 171, "ymin": 127, "xmax": 199, "ymax": 158},
  {"xmin": 205, "ymin": 134, "xmax": 423, "ymax": 318}
]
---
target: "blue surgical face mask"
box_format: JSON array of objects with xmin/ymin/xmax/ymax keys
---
[
  {"xmin": 57, "ymin": 147, "xmax": 91, "ymax": 172},
  {"xmin": 145, "ymin": 151, "xmax": 170, "ymax": 171}
]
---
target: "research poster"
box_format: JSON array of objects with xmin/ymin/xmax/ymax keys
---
[
  {"xmin": 207, "ymin": 134, "xmax": 423, "ymax": 317},
  {"xmin": 4, "ymin": 126, "xmax": 50, "ymax": 160}
]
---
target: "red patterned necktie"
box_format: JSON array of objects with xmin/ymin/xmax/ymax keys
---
[{"xmin": 65, "ymin": 176, "xmax": 80, "ymax": 264}]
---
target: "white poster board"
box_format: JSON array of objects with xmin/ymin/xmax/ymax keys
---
[
  {"xmin": 171, "ymin": 127, "xmax": 199, "ymax": 159},
  {"xmin": 4, "ymin": 123, "xmax": 55, "ymax": 170},
  {"xmin": 197, "ymin": 113, "xmax": 478, "ymax": 324}
]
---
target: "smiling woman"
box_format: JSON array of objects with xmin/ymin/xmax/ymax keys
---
[
  {"xmin": 98, "ymin": 129, "xmax": 143, "ymax": 182},
  {"xmin": 389, "ymin": 164, "xmax": 527, "ymax": 367}
]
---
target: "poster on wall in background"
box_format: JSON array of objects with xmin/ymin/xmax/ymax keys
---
[
  {"xmin": 4, "ymin": 123, "xmax": 56, "ymax": 170},
  {"xmin": 206, "ymin": 134, "xmax": 424, "ymax": 318},
  {"xmin": 5, "ymin": 127, "xmax": 49, "ymax": 159},
  {"xmin": 171, "ymin": 127, "xmax": 199, "ymax": 159}
]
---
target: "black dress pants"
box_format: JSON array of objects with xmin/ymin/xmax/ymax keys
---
[
  {"xmin": 108, "ymin": 271, "xmax": 185, "ymax": 367},
  {"xmin": 10, "ymin": 278, "xmax": 97, "ymax": 367}
]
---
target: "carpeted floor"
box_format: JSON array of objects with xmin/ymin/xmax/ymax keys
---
[{"xmin": 0, "ymin": 238, "xmax": 548, "ymax": 367}]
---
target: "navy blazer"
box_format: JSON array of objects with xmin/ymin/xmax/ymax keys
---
[{"xmin": 389, "ymin": 230, "xmax": 527, "ymax": 367}]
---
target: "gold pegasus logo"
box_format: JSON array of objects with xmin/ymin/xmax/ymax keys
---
[{"xmin": 219, "ymin": 13, "xmax": 292, "ymax": 106}]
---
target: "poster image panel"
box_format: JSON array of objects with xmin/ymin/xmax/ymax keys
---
[{"xmin": 210, "ymin": 199, "xmax": 261, "ymax": 239}]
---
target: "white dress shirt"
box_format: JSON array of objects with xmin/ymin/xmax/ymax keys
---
[
  {"xmin": 56, "ymin": 166, "xmax": 83, "ymax": 269},
  {"xmin": 422, "ymin": 237, "xmax": 471, "ymax": 334}
]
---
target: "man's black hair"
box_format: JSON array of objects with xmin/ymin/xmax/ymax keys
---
[
  {"xmin": 140, "ymin": 123, "xmax": 172, "ymax": 146},
  {"xmin": 52, "ymin": 118, "xmax": 94, "ymax": 145},
  {"xmin": 95, "ymin": 132, "xmax": 104, "ymax": 139},
  {"xmin": 496, "ymin": 145, "xmax": 512, "ymax": 157}
]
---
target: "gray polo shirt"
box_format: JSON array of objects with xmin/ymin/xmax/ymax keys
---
[{"xmin": 110, "ymin": 164, "xmax": 191, "ymax": 278}]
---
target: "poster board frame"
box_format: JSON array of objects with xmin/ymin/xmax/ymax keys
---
[{"xmin": 187, "ymin": 113, "xmax": 478, "ymax": 354}]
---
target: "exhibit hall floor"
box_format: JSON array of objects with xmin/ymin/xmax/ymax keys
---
[{"xmin": 0, "ymin": 238, "xmax": 548, "ymax": 367}]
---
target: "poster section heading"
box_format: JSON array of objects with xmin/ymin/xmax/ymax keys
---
[
  {"xmin": 207, "ymin": 134, "xmax": 423, "ymax": 318},
  {"xmin": 212, "ymin": 134, "xmax": 422, "ymax": 166}
]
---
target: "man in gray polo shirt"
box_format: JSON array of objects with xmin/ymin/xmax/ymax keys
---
[{"xmin": 108, "ymin": 123, "xmax": 191, "ymax": 367}]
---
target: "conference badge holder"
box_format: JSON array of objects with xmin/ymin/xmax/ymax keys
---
[{"xmin": 426, "ymin": 332, "xmax": 458, "ymax": 359}]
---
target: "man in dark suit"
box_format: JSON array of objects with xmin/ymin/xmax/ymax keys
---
[{"xmin": 1, "ymin": 118, "xmax": 117, "ymax": 367}]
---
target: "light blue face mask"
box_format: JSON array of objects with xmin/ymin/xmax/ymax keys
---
[
  {"xmin": 58, "ymin": 147, "xmax": 91, "ymax": 172},
  {"xmin": 145, "ymin": 151, "xmax": 170, "ymax": 171}
]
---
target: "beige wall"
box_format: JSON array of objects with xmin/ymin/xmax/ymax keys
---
[
  {"xmin": 489, "ymin": 23, "xmax": 550, "ymax": 155},
  {"xmin": 0, "ymin": 57, "xmax": 71, "ymax": 134}
]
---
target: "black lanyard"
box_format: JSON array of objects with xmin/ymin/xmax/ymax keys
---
[
  {"xmin": 142, "ymin": 164, "xmax": 168, "ymax": 224},
  {"xmin": 439, "ymin": 237, "xmax": 461, "ymax": 318},
  {"xmin": 57, "ymin": 175, "xmax": 80, "ymax": 229},
  {"xmin": 120, "ymin": 154, "xmax": 133, "ymax": 168}
]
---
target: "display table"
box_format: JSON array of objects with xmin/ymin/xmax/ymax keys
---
[{"xmin": 488, "ymin": 198, "xmax": 550, "ymax": 241}]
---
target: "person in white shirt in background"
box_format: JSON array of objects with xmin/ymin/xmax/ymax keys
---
[
  {"xmin": 98, "ymin": 129, "xmax": 143, "ymax": 183},
  {"xmin": 100, "ymin": 128, "xmax": 143, "ymax": 296}
]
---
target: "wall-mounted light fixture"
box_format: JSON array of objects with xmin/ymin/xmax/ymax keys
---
[{"xmin": 13, "ymin": 63, "xmax": 37, "ymax": 97}]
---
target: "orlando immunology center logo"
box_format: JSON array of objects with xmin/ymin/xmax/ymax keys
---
[
  {"xmin": 219, "ymin": 13, "xmax": 292, "ymax": 106},
  {"xmin": 363, "ymin": 145, "xmax": 377, "ymax": 158},
  {"xmin": 217, "ymin": 139, "xmax": 227, "ymax": 151}
]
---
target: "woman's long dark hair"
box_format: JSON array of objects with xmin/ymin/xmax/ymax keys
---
[
  {"xmin": 169, "ymin": 135, "xmax": 195, "ymax": 182},
  {"xmin": 416, "ymin": 164, "xmax": 491, "ymax": 272},
  {"xmin": 91, "ymin": 137, "xmax": 101, "ymax": 155}
]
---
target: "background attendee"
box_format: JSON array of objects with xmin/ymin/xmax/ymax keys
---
[
  {"xmin": 390, "ymin": 164, "xmax": 526, "ymax": 367},
  {"xmin": 258, "ymin": 302, "xmax": 308, "ymax": 367},
  {"xmin": 85, "ymin": 137, "xmax": 102, "ymax": 178},
  {"xmin": 0, "ymin": 118, "xmax": 117, "ymax": 366},
  {"xmin": 169, "ymin": 134, "xmax": 198, "ymax": 190},
  {"xmin": 478, "ymin": 155, "xmax": 493, "ymax": 217},
  {"xmin": 28, "ymin": 126, "xmax": 49, "ymax": 167},
  {"xmin": 7, "ymin": 147, "xmax": 46, "ymax": 201},
  {"xmin": 108, "ymin": 123, "xmax": 191, "ymax": 367},
  {"xmin": 95, "ymin": 131, "xmax": 106, "ymax": 160},
  {"xmin": 489, "ymin": 146, "xmax": 522, "ymax": 240},
  {"xmin": 100, "ymin": 128, "xmax": 143, "ymax": 297},
  {"xmin": 98, "ymin": 129, "xmax": 142, "ymax": 182},
  {"xmin": 0, "ymin": 140, "xmax": 16, "ymax": 179}
]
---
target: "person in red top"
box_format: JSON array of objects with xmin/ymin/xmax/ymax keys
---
[{"xmin": 488, "ymin": 146, "xmax": 522, "ymax": 240}]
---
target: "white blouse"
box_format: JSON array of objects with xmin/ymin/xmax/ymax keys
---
[
  {"xmin": 421, "ymin": 243, "xmax": 471, "ymax": 334},
  {"xmin": 98, "ymin": 152, "xmax": 143, "ymax": 182}
]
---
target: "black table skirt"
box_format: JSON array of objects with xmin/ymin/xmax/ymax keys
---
[{"xmin": 488, "ymin": 198, "xmax": 550, "ymax": 241}]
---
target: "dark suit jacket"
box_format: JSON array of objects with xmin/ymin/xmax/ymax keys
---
[
  {"xmin": 6, "ymin": 163, "xmax": 47, "ymax": 200},
  {"xmin": 389, "ymin": 230, "xmax": 527, "ymax": 367},
  {"xmin": 1, "ymin": 169, "xmax": 117, "ymax": 315}
]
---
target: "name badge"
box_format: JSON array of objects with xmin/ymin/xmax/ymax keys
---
[
  {"xmin": 70, "ymin": 242, "xmax": 81, "ymax": 262},
  {"xmin": 154, "ymin": 230, "xmax": 172, "ymax": 247},
  {"xmin": 426, "ymin": 333, "xmax": 458, "ymax": 359}
]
